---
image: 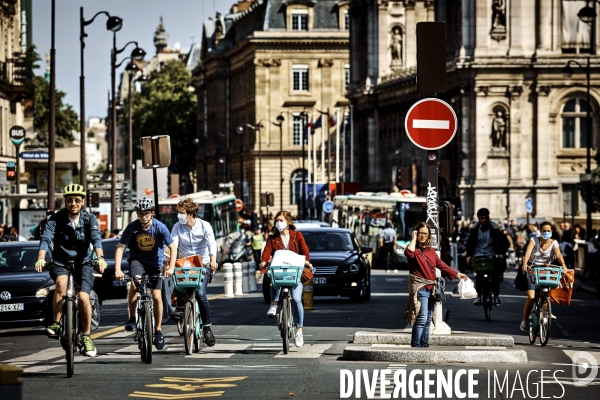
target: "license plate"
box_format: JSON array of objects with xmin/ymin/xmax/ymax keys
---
[
  {"xmin": 0, "ymin": 303, "xmax": 24, "ymax": 312},
  {"xmin": 112, "ymin": 280, "xmax": 127, "ymax": 287},
  {"xmin": 313, "ymin": 277, "xmax": 327, "ymax": 284}
]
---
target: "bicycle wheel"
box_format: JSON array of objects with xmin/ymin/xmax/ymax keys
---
[
  {"xmin": 539, "ymin": 296, "xmax": 552, "ymax": 346},
  {"xmin": 483, "ymin": 281, "xmax": 492, "ymax": 321},
  {"xmin": 528, "ymin": 301, "xmax": 539, "ymax": 345},
  {"xmin": 144, "ymin": 302, "xmax": 153, "ymax": 364},
  {"xmin": 64, "ymin": 300, "xmax": 75, "ymax": 378},
  {"xmin": 177, "ymin": 318, "xmax": 184, "ymax": 336},
  {"xmin": 193, "ymin": 301, "xmax": 201, "ymax": 353},
  {"xmin": 184, "ymin": 301, "xmax": 194, "ymax": 355},
  {"xmin": 281, "ymin": 297, "xmax": 290, "ymax": 354}
]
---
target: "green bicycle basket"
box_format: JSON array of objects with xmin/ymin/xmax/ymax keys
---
[
  {"xmin": 471, "ymin": 257, "xmax": 495, "ymax": 273},
  {"xmin": 172, "ymin": 266, "xmax": 206, "ymax": 291},
  {"xmin": 268, "ymin": 265, "xmax": 303, "ymax": 289}
]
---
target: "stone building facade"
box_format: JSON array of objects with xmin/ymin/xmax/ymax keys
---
[
  {"xmin": 348, "ymin": 0, "xmax": 600, "ymax": 225},
  {"xmin": 195, "ymin": 0, "xmax": 350, "ymax": 217}
]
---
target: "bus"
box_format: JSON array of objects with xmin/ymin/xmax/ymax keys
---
[
  {"xmin": 333, "ymin": 192, "xmax": 427, "ymax": 267},
  {"xmin": 151, "ymin": 191, "xmax": 239, "ymax": 264}
]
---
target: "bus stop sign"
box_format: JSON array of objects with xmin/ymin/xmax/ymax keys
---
[{"xmin": 405, "ymin": 98, "xmax": 457, "ymax": 150}]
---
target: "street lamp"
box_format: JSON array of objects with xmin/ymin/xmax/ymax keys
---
[
  {"xmin": 122, "ymin": 60, "xmax": 139, "ymax": 186},
  {"xmin": 236, "ymin": 125, "xmax": 245, "ymax": 202},
  {"xmin": 111, "ymin": 38, "xmax": 145, "ymax": 230},
  {"xmin": 246, "ymin": 123, "xmax": 264, "ymax": 217},
  {"xmin": 562, "ymin": 58, "xmax": 593, "ymax": 238},
  {"xmin": 578, "ymin": 3, "xmax": 597, "ymax": 23},
  {"xmin": 272, "ymin": 115, "xmax": 285, "ymax": 210},
  {"xmin": 299, "ymin": 112, "xmax": 309, "ymax": 219},
  {"xmin": 80, "ymin": 8, "xmax": 121, "ymax": 190}
]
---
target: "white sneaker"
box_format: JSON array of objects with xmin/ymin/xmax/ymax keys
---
[
  {"xmin": 295, "ymin": 332, "xmax": 304, "ymax": 347},
  {"xmin": 551, "ymin": 314, "xmax": 557, "ymax": 321},
  {"xmin": 267, "ymin": 305, "xmax": 277, "ymax": 318}
]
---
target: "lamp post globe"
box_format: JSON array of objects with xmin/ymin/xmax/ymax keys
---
[
  {"xmin": 106, "ymin": 16, "xmax": 123, "ymax": 32},
  {"xmin": 578, "ymin": 5, "xmax": 597, "ymax": 23},
  {"xmin": 131, "ymin": 47, "xmax": 146, "ymax": 61}
]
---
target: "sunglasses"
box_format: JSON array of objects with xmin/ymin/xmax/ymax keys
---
[{"xmin": 66, "ymin": 198, "xmax": 83, "ymax": 204}]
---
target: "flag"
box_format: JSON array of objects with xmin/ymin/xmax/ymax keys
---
[
  {"xmin": 310, "ymin": 115, "xmax": 322, "ymax": 134},
  {"xmin": 329, "ymin": 111, "xmax": 337, "ymax": 127}
]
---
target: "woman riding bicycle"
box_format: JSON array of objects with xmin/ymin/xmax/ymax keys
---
[
  {"xmin": 259, "ymin": 210, "xmax": 312, "ymax": 347},
  {"xmin": 520, "ymin": 221, "xmax": 568, "ymax": 332}
]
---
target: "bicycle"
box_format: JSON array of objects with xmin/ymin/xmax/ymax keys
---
[
  {"xmin": 472, "ymin": 257, "xmax": 495, "ymax": 321},
  {"xmin": 527, "ymin": 264, "xmax": 563, "ymax": 346},
  {"xmin": 266, "ymin": 263, "xmax": 303, "ymax": 354},
  {"xmin": 172, "ymin": 264, "xmax": 207, "ymax": 355},
  {"xmin": 126, "ymin": 273, "xmax": 162, "ymax": 364}
]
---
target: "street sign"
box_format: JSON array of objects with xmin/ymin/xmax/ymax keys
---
[
  {"xmin": 9, "ymin": 125, "xmax": 26, "ymax": 146},
  {"xmin": 322, "ymin": 200, "xmax": 334, "ymax": 214},
  {"xmin": 416, "ymin": 22, "xmax": 446, "ymax": 94},
  {"xmin": 235, "ymin": 199, "xmax": 244, "ymax": 212},
  {"xmin": 19, "ymin": 151, "xmax": 48, "ymax": 160},
  {"xmin": 404, "ymin": 98, "xmax": 457, "ymax": 150},
  {"xmin": 525, "ymin": 197, "xmax": 533, "ymax": 214}
]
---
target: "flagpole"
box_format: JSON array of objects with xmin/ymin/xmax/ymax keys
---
[
  {"xmin": 326, "ymin": 107, "xmax": 331, "ymax": 193},
  {"xmin": 335, "ymin": 108, "xmax": 340, "ymax": 183},
  {"xmin": 321, "ymin": 114, "xmax": 325, "ymax": 184},
  {"xmin": 350, "ymin": 104, "xmax": 354, "ymax": 182},
  {"xmin": 342, "ymin": 109, "xmax": 347, "ymax": 182},
  {"xmin": 313, "ymin": 112, "xmax": 317, "ymax": 218}
]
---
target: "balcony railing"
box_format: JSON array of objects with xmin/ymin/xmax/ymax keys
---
[{"xmin": 0, "ymin": 58, "xmax": 29, "ymax": 86}]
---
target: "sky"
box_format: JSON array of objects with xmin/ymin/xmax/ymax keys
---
[{"xmin": 32, "ymin": 0, "xmax": 223, "ymax": 120}]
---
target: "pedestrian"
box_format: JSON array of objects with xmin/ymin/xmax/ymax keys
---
[
  {"xmin": 403, "ymin": 222, "xmax": 467, "ymax": 347},
  {"xmin": 379, "ymin": 221, "xmax": 398, "ymax": 273},
  {"xmin": 114, "ymin": 197, "xmax": 176, "ymax": 351},
  {"xmin": 259, "ymin": 210, "xmax": 312, "ymax": 347},
  {"xmin": 519, "ymin": 221, "xmax": 568, "ymax": 331},
  {"xmin": 170, "ymin": 198, "xmax": 218, "ymax": 347},
  {"xmin": 251, "ymin": 227, "xmax": 265, "ymax": 267}
]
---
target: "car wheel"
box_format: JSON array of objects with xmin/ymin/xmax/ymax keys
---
[
  {"xmin": 350, "ymin": 275, "xmax": 369, "ymax": 302},
  {"xmin": 262, "ymin": 273, "xmax": 271, "ymax": 304}
]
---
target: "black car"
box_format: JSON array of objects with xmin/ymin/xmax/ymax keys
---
[
  {"xmin": 93, "ymin": 238, "xmax": 130, "ymax": 301},
  {"xmin": 0, "ymin": 241, "xmax": 53, "ymax": 328},
  {"xmin": 262, "ymin": 228, "xmax": 372, "ymax": 302}
]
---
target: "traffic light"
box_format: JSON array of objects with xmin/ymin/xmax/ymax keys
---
[
  {"xmin": 87, "ymin": 192, "xmax": 100, "ymax": 208},
  {"xmin": 6, "ymin": 161, "xmax": 16, "ymax": 181},
  {"xmin": 438, "ymin": 201, "xmax": 455, "ymax": 237}
]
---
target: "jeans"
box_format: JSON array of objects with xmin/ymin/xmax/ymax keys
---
[
  {"xmin": 271, "ymin": 284, "xmax": 304, "ymax": 328},
  {"xmin": 194, "ymin": 270, "xmax": 212, "ymax": 327},
  {"xmin": 380, "ymin": 243, "xmax": 397, "ymax": 271},
  {"xmin": 411, "ymin": 289, "xmax": 436, "ymax": 347}
]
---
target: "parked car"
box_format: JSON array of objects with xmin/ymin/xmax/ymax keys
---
[
  {"xmin": 93, "ymin": 238, "xmax": 130, "ymax": 301},
  {"xmin": 262, "ymin": 228, "xmax": 372, "ymax": 303},
  {"xmin": 0, "ymin": 241, "xmax": 53, "ymax": 329}
]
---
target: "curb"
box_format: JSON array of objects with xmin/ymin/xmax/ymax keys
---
[{"xmin": 353, "ymin": 331, "xmax": 514, "ymax": 347}]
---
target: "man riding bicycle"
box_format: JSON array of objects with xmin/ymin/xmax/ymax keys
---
[
  {"xmin": 114, "ymin": 197, "xmax": 177, "ymax": 351},
  {"xmin": 35, "ymin": 184, "xmax": 106, "ymax": 357},
  {"xmin": 465, "ymin": 208, "xmax": 509, "ymax": 306}
]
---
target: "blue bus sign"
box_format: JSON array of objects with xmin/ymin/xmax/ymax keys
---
[
  {"xmin": 525, "ymin": 197, "xmax": 533, "ymax": 214},
  {"xmin": 322, "ymin": 200, "xmax": 334, "ymax": 214}
]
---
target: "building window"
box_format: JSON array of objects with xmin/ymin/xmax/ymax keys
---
[
  {"xmin": 290, "ymin": 169, "xmax": 308, "ymax": 205},
  {"xmin": 292, "ymin": 65, "xmax": 309, "ymax": 92},
  {"xmin": 292, "ymin": 116, "xmax": 303, "ymax": 146},
  {"xmin": 561, "ymin": 0, "xmax": 592, "ymax": 53},
  {"xmin": 344, "ymin": 65, "xmax": 350, "ymax": 90},
  {"xmin": 561, "ymin": 98, "xmax": 595, "ymax": 148},
  {"xmin": 344, "ymin": 11, "xmax": 349, "ymax": 30},
  {"xmin": 291, "ymin": 12, "xmax": 308, "ymax": 31}
]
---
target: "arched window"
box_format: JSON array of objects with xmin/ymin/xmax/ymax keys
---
[
  {"xmin": 290, "ymin": 169, "xmax": 307, "ymax": 205},
  {"xmin": 561, "ymin": 98, "xmax": 595, "ymax": 148}
]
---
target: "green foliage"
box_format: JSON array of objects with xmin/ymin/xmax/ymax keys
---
[
  {"xmin": 33, "ymin": 76, "xmax": 79, "ymax": 146},
  {"xmin": 128, "ymin": 60, "xmax": 197, "ymax": 183}
]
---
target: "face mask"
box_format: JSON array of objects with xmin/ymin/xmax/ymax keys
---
[
  {"xmin": 276, "ymin": 221, "xmax": 287, "ymax": 231},
  {"xmin": 177, "ymin": 213, "xmax": 189, "ymax": 224},
  {"xmin": 541, "ymin": 232, "xmax": 552, "ymax": 240}
]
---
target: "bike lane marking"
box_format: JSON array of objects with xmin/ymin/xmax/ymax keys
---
[{"xmin": 129, "ymin": 376, "xmax": 248, "ymax": 399}]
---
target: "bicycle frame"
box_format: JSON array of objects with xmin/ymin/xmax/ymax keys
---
[
  {"xmin": 130, "ymin": 274, "xmax": 159, "ymax": 364},
  {"xmin": 276, "ymin": 287, "xmax": 295, "ymax": 355},
  {"xmin": 528, "ymin": 264, "xmax": 563, "ymax": 346}
]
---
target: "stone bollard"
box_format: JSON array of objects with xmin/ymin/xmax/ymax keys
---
[
  {"xmin": 302, "ymin": 279, "xmax": 315, "ymax": 310},
  {"xmin": 0, "ymin": 364, "xmax": 24, "ymax": 400},
  {"xmin": 242, "ymin": 262, "xmax": 250, "ymax": 293},
  {"xmin": 233, "ymin": 262, "xmax": 244, "ymax": 295},
  {"xmin": 223, "ymin": 263, "xmax": 234, "ymax": 297},
  {"xmin": 248, "ymin": 261, "xmax": 258, "ymax": 292}
]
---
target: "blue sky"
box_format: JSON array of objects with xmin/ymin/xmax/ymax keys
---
[{"xmin": 32, "ymin": 0, "xmax": 223, "ymax": 120}]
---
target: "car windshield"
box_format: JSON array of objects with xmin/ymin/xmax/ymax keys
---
[
  {"xmin": 301, "ymin": 231, "xmax": 354, "ymax": 252},
  {"xmin": 0, "ymin": 246, "xmax": 40, "ymax": 273},
  {"xmin": 102, "ymin": 241, "xmax": 129, "ymax": 260}
]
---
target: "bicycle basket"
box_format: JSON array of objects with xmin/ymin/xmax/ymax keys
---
[
  {"xmin": 268, "ymin": 265, "xmax": 303, "ymax": 289},
  {"xmin": 533, "ymin": 266, "xmax": 563, "ymax": 289},
  {"xmin": 172, "ymin": 266, "xmax": 206, "ymax": 291},
  {"xmin": 472, "ymin": 257, "xmax": 495, "ymax": 272}
]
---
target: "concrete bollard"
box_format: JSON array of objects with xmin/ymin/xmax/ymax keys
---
[
  {"xmin": 248, "ymin": 261, "xmax": 258, "ymax": 292},
  {"xmin": 223, "ymin": 263, "xmax": 234, "ymax": 297},
  {"xmin": 233, "ymin": 262, "xmax": 244, "ymax": 295},
  {"xmin": 302, "ymin": 279, "xmax": 315, "ymax": 310},
  {"xmin": 0, "ymin": 364, "xmax": 24, "ymax": 400},
  {"xmin": 242, "ymin": 262, "xmax": 250, "ymax": 293}
]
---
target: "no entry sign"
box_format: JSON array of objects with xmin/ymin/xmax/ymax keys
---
[{"xmin": 404, "ymin": 98, "xmax": 457, "ymax": 150}]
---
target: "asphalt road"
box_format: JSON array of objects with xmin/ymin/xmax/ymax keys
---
[{"xmin": 1, "ymin": 269, "xmax": 599, "ymax": 399}]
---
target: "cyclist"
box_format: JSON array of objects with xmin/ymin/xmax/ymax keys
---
[
  {"xmin": 170, "ymin": 198, "xmax": 218, "ymax": 347},
  {"xmin": 35, "ymin": 184, "xmax": 106, "ymax": 357},
  {"xmin": 259, "ymin": 210, "xmax": 312, "ymax": 347},
  {"xmin": 519, "ymin": 221, "xmax": 568, "ymax": 331},
  {"xmin": 465, "ymin": 208, "xmax": 509, "ymax": 306},
  {"xmin": 114, "ymin": 197, "xmax": 176, "ymax": 351}
]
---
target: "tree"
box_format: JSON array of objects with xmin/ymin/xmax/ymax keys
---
[
  {"xmin": 33, "ymin": 75, "xmax": 79, "ymax": 146},
  {"xmin": 128, "ymin": 60, "xmax": 197, "ymax": 186}
]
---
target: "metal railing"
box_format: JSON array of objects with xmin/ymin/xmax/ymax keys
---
[{"xmin": 0, "ymin": 58, "xmax": 29, "ymax": 86}]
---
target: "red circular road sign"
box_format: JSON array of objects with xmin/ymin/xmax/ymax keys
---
[
  {"xmin": 404, "ymin": 98, "xmax": 457, "ymax": 150},
  {"xmin": 235, "ymin": 199, "xmax": 244, "ymax": 212}
]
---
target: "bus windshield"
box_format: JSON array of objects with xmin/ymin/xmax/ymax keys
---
[{"xmin": 394, "ymin": 201, "xmax": 424, "ymax": 242}]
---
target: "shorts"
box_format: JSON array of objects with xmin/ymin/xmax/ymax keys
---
[
  {"xmin": 49, "ymin": 262, "xmax": 95, "ymax": 295},
  {"xmin": 129, "ymin": 259, "xmax": 163, "ymax": 290}
]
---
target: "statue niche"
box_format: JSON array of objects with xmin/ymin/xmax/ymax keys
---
[
  {"xmin": 490, "ymin": 110, "xmax": 508, "ymax": 150},
  {"xmin": 490, "ymin": 0, "xmax": 507, "ymax": 41},
  {"xmin": 389, "ymin": 26, "xmax": 403, "ymax": 72}
]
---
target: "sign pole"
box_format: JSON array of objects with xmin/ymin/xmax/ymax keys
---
[
  {"xmin": 9, "ymin": 126, "xmax": 26, "ymax": 195},
  {"xmin": 15, "ymin": 144, "xmax": 20, "ymax": 194},
  {"xmin": 151, "ymin": 138, "xmax": 160, "ymax": 221}
]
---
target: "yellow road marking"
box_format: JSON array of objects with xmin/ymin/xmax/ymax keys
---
[
  {"xmin": 90, "ymin": 325, "xmax": 125, "ymax": 340},
  {"xmin": 129, "ymin": 391, "xmax": 224, "ymax": 399},
  {"xmin": 207, "ymin": 294, "xmax": 225, "ymax": 300}
]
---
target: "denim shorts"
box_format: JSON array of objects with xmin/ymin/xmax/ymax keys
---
[
  {"xmin": 129, "ymin": 259, "xmax": 163, "ymax": 290},
  {"xmin": 49, "ymin": 262, "xmax": 95, "ymax": 295}
]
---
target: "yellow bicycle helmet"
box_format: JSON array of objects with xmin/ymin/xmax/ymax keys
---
[{"xmin": 63, "ymin": 184, "xmax": 86, "ymax": 197}]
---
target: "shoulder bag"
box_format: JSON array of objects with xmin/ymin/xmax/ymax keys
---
[{"xmin": 418, "ymin": 249, "xmax": 445, "ymax": 302}]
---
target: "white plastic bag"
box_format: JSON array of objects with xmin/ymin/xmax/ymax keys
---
[
  {"xmin": 271, "ymin": 250, "xmax": 306, "ymax": 267},
  {"xmin": 458, "ymin": 277, "xmax": 478, "ymax": 299}
]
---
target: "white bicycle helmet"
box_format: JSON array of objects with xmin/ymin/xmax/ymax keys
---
[{"xmin": 134, "ymin": 197, "xmax": 155, "ymax": 211}]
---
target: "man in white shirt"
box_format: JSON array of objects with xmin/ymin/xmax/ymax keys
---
[
  {"xmin": 171, "ymin": 198, "xmax": 219, "ymax": 346},
  {"xmin": 379, "ymin": 222, "xmax": 398, "ymax": 273}
]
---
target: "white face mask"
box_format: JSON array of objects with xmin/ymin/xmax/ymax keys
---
[
  {"xmin": 276, "ymin": 221, "xmax": 287, "ymax": 231},
  {"xmin": 177, "ymin": 213, "xmax": 189, "ymax": 225}
]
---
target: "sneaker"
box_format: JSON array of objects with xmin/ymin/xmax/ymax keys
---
[
  {"xmin": 204, "ymin": 330, "xmax": 216, "ymax": 347},
  {"xmin": 473, "ymin": 296, "xmax": 482, "ymax": 306},
  {"xmin": 267, "ymin": 305, "xmax": 277, "ymax": 318},
  {"xmin": 45, "ymin": 321, "xmax": 62, "ymax": 337},
  {"xmin": 551, "ymin": 314, "xmax": 557, "ymax": 321},
  {"xmin": 386, "ymin": 270, "xmax": 392, "ymax": 273},
  {"xmin": 519, "ymin": 321, "xmax": 528, "ymax": 332},
  {"xmin": 124, "ymin": 317, "xmax": 136, "ymax": 332},
  {"xmin": 493, "ymin": 296, "xmax": 501, "ymax": 306},
  {"xmin": 82, "ymin": 334, "xmax": 97, "ymax": 357},
  {"xmin": 295, "ymin": 332, "xmax": 304, "ymax": 347},
  {"xmin": 393, "ymin": 269, "xmax": 399, "ymax": 273},
  {"xmin": 154, "ymin": 330, "xmax": 165, "ymax": 350}
]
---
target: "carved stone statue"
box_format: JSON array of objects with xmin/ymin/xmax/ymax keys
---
[
  {"xmin": 490, "ymin": 0, "xmax": 507, "ymax": 41},
  {"xmin": 389, "ymin": 27, "xmax": 403, "ymax": 61},
  {"xmin": 491, "ymin": 111, "xmax": 507, "ymax": 148}
]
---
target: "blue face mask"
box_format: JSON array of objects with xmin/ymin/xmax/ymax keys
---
[{"xmin": 541, "ymin": 232, "xmax": 552, "ymax": 240}]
